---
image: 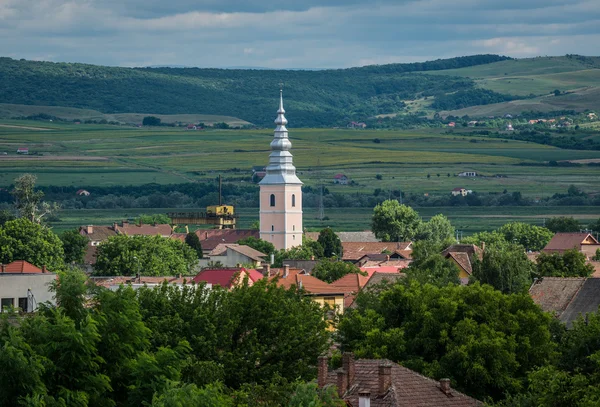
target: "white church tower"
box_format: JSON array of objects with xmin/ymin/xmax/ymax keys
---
[{"xmin": 259, "ymin": 90, "xmax": 303, "ymax": 250}]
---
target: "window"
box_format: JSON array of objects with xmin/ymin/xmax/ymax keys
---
[
  {"xmin": 293, "ymin": 235, "xmax": 295, "ymax": 240},
  {"xmin": 270, "ymin": 194, "xmax": 275, "ymax": 207},
  {"xmin": 292, "ymin": 194, "xmax": 296, "ymax": 207},
  {"xmin": 18, "ymin": 297, "xmax": 28, "ymax": 312},
  {"xmin": 293, "ymin": 225, "xmax": 295, "ymax": 231},
  {"xmin": 1, "ymin": 298, "xmax": 14, "ymax": 312},
  {"xmin": 271, "ymin": 225, "xmax": 274, "ymax": 231}
]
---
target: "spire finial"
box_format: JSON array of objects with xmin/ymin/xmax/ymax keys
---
[{"xmin": 278, "ymin": 82, "xmax": 284, "ymax": 113}]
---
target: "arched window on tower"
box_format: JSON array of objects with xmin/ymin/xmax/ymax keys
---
[
  {"xmin": 271, "ymin": 225, "xmax": 274, "ymax": 231},
  {"xmin": 270, "ymin": 194, "xmax": 275, "ymax": 207},
  {"xmin": 292, "ymin": 194, "xmax": 296, "ymax": 207}
]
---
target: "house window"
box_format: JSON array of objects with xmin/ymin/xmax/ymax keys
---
[
  {"xmin": 292, "ymin": 194, "xmax": 296, "ymax": 207},
  {"xmin": 293, "ymin": 225, "xmax": 295, "ymax": 231},
  {"xmin": 270, "ymin": 194, "xmax": 275, "ymax": 207},
  {"xmin": 18, "ymin": 297, "xmax": 28, "ymax": 312},
  {"xmin": 1, "ymin": 298, "xmax": 14, "ymax": 312},
  {"xmin": 271, "ymin": 225, "xmax": 274, "ymax": 231},
  {"xmin": 293, "ymin": 235, "xmax": 295, "ymax": 240}
]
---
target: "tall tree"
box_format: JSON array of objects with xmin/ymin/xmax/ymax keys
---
[
  {"xmin": 536, "ymin": 249, "xmax": 594, "ymax": 278},
  {"xmin": 317, "ymin": 228, "xmax": 342, "ymax": 258},
  {"xmin": 471, "ymin": 241, "xmax": 534, "ymax": 294},
  {"xmin": 0, "ymin": 218, "xmax": 65, "ymax": 271},
  {"xmin": 312, "ymin": 260, "xmax": 364, "ymax": 283},
  {"xmin": 60, "ymin": 229, "xmax": 89, "ymax": 264},
  {"xmin": 497, "ymin": 222, "xmax": 554, "ymax": 252},
  {"xmin": 371, "ymin": 200, "xmax": 422, "ymax": 242},
  {"xmin": 415, "ymin": 214, "xmax": 455, "ymax": 244},
  {"xmin": 185, "ymin": 232, "xmax": 203, "ymax": 259},
  {"xmin": 11, "ymin": 174, "xmax": 59, "ymax": 224},
  {"xmin": 546, "ymin": 217, "xmax": 582, "ymax": 233}
]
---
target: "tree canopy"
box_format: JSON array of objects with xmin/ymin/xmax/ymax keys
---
[
  {"xmin": 317, "ymin": 228, "xmax": 342, "ymax": 258},
  {"xmin": 60, "ymin": 229, "xmax": 89, "ymax": 264},
  {"xmin": 11, "ymin": 174, "xmax": 59, "ymax": 224},
  {"xmin": 536, "ymin": 248, "xmax": 594, "ymax": 278},
  {"xmin": 545, "ymin": 217, "xmax": 582, "ymax": 233},
  {"xmin": 312, "ymin": 260, "xmax": 364, "ymax": 283},
  {"xmin": 371, "ymin": 200, "xmax": 421, "ymax": 242}
]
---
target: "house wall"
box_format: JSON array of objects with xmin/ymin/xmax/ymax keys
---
[
  {"xmin": 0, "ymin": 274, "xmax": 56, "ymax": 312},
  {"xmin": 581, "ymin": 244, "xmax": 600, "ymax": 258}
]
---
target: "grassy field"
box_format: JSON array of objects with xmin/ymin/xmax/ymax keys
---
[
  {"xmin": 2, "ymin": 122, "xmax": 600, "ymax": 198},
  {"xmin": 50, "ymin": 206, "xmax": 600, "ymax": 235}
]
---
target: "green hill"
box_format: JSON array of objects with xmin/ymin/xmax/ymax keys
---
[
  {"xmin": 1, "ymin": 54, "xmax": 599, "ymax": 124},
  {"xmin": 0, "ymin": 55, "xmax": 506, "ymax": 126}
]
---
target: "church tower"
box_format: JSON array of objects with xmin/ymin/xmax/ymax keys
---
[{"xmin": 259, "ymin": 90, "xmax": 303, "ymax": 250}]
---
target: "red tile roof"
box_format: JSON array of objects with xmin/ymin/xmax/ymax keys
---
[
  {"xmin": 192, "ymin": 268, "xmax": 249, "ymax": 288},
  {"xmin": 246, "ymin": 268, "xmax": 264, "ymax": 283},
  {"xmin": 116, "ymin": 223, "xmax": 172, "ymax": 237},
  {"xmin": 543, "ymin": 233, "xmax": 599, "ymax": 253},
  {"xmin": 324, "ymin": 358, "xmax": 482, "ymax": 406},
  {"xmin": 1, "ymin": 260, "xmax": 49, "ymax": 274}
]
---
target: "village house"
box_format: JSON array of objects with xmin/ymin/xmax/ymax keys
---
[
  {"xmin": 458, "ymin": 171, "xmax": 477, "ymax": 177},
  {"xmin": 192, "ymin": 267, "xmax": 263, "ymax": 289},
  {"xmin": 16, "ymin": 147, "xmax": 29, "ymax": 154},
  {"xmin": 505, "ymin": 123, "xmax": 514, "ymax": 131},
  {"xmin": 187, "ymin": 229, "xmax": 260, "ymax": 255},
  {"xmin": 198, "ymin": 243, "xmax": 267, "ymax": 268},
  {"xmin": 76, "ymin": 189, "xmax": 91, "ymax": 196},
  {"xmin": 448, "ymin": 122, "xmax": 456, "ymax": 127},
  {"xmin": 442, "ymin": 244, "xmax": 484, "ymax": 283},
  {"xmin": 542, "ymin": 232, "xmax": 600, "ymax": 259},
  {"xmin": 317, "ymin": 353, "xmax": 482, "ymax": 406},
  {"xmin": 0, "ymin": 261, "xmax": 56, "ymax": 313},
  {"xmin": 451, "ymin": 187, "xmax": 468, "ymax": 197},
  {"xmin": 530, "ymin": 277, "xmax": 600, "ymax": 328},
  {"xmin": 341, "ymin": 242, "xmax": 413, "ymax": 263},
  {"xmin": 333, "ymin": 174, "xmax": 349, "ymax": 185},
  {"xmin": 348, "ymin": 121, "xmax": 367, "ymax": 129},
  {"xmin": 251, "ymin": 165, "xmax": 267, "ymax": 182}
]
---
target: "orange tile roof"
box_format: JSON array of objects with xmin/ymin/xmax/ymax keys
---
[{"xmin": 1, "ymin": 261, "xmax": 49, "ymax": 274}]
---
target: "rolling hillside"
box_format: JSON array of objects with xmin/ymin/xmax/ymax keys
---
[{"xmin": 0, "ymin": 54, "xmax": 598, "ymax": 125}]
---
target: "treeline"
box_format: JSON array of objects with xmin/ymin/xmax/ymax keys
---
[
  {"xmin": 0, "ymin": 55, "xmax": 509, "ymax": 127},
  {"xmin": 431, "ymin": 88, "xmax": 522, "ymax": 110}
]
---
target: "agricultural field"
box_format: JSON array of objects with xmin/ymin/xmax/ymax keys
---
[{"xmin": 2, "ymin": 121, "xmax": 600, "ymax": 199}]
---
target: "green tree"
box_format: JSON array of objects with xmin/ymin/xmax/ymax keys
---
[
  {"xmin": 588, "ymin": 218, "xmax": 600, "ymax": 233},
  {"xmin": 303, "ymin": 235, "xmax": 325, "ymax": 259},
  {"xmin": 546, "ymin": 217, "xmax": 581, "ymax": 233},
  {"xmin": 536, "ymin": 249, "xmax": 594, "ymax": 278},
  {"xmin": 288, "ymin": 382, "xmax": 345, "ymax": 407},
  {"xmin": 143, "ymin": 116, "xmax": 162, "ymax": 126},
  {"xmin": 0, "ymin": 218, "xmax": 65, "ymax": 271},
  {"xmin": 471, "ymin": 241, "xmax": 534, "ymax": 294},
  {"xmin": 273, "ymin": 245, "xmax": 316, "ymax": 267},
  {"xmin": 0, "ymin": 209, "xmax": 15, "ymax": 226},
  {"xmin": 371, "ymin": 200, "xmax": 422, "ymax": 242},
  {"xmin": 338, "ymin": 281, "xmax": 556, "ymax": 401},
  {"xmin": 497, "ymin": 222, "xmax": 554, "ymax": 252},
  {"xmin": 11, "ymin": 174, "xmax": 59, "ymax": 224},
  {"xmin": 312, "ymin": 260, "xmax": 364, "ymax": 283},
  {"xmin": 594, "ymin": 248, "xmax": 600, "ymax": 261},
  {"xmin": 60, "ymin": 229, "xmax": 89, "ymax": 264},
  {"xmin": 317, "ymin": 228, "xmax": 342, "ymax": 258},
  {"xmin": 461, "ymin": 230, "xmax": 506, "ymax": 247},
  {"xmin": 135, "ymin": 213, "xmax": 172, "ymax": 225},
  {"xmin": 405, "ymin": 252, "xmax": 460, "ymax": 286},
  {"xmin": 185, "ymin": 232, "xmax": 203, "ymax": 259},
  {"xmin": 415, "ymin": 214, "xmax": 455, "ymax": 244},
  {"xmin": 237, "ymin": 236, "xmax": 276, "ymax": 256},
  {"xmin": 94, "ymin": 234, "xmax": 196, "ymax": 276},
  {"xmin": 151, "ymin": 383, "xmax": 233, "ymax": 407}
]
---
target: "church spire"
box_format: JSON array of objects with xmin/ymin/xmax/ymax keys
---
[{"xmin": 259, "ymin": 89, "xmax": 302, "ymax": 185}]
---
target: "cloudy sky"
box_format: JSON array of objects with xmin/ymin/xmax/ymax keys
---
[{"xmin": 1, "ymin": 0, "xmax": 599, "ymax": 68}]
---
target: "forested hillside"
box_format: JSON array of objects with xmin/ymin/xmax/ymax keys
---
[{"xmin": 0, "ymin": 55, "xmax": 509, "ymax": 126}]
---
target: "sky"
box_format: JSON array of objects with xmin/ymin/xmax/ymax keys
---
[{"xmin": 1, "ymin": 0, "xmax": 599, "ymax": 69}]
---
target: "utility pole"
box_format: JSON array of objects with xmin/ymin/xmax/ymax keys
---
[{"xmin": 317, "ymin": 158, "xmax": 325, "ymax": 221}]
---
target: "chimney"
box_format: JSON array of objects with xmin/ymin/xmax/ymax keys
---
[
  {"xmin": 480, "ymin": 241, "xmax": 485, "ymax": 251},
  {"xmin": 205, "ymin": 231, "xmax": 208, "ymax": 239},
  {"xmin": 86, "ymin": 225, "xmax": 93, "ymax": 234},
  {"xmin": 317, "ymin": 355, "xmax": 328, "ymax": 388},
  {"xmin": 113, "ymin": 222, "xmax": 118, "ymax": 230},
  {"xmin": 358, "ymin": 391, "xmax": 371, "ymax": 407},
  {"xmin": 440, "ymin": 378, "xmax": 451, "ymax": 395},
  {"xmin": 1, "ymin": 264, "xmax": 5, "ymax": 273},
  {"xmin": 262, "ymin": 264, "xmax": 271, "ymax": 277},
  {"xmin": 342, "ymin": 352, "xmax": 355, "ymax": 388},
  {"xmin": 337, "ymin": 370, "xmax": 348, "ymax": 397},
  {"xmin": 283, "ymin": 264, "xmax": 290, "ymax": 278},
  {"xmin": 122, "ymin": 220, "xmax": 129, "ymax": 227},
  {"xmin": 311, "ymin": 255, "xmax": 315, "ymax": 261},
  {"xmin": 270, "ymin": 253, "xmax": 275, "ymax": 265},
  {"xmin": 42, "ymin": 265, "xmax": 47, "ymax": 273},
  {"xmin": 378, "ymin": 363, "xmax": 392, "ymax": 395}
]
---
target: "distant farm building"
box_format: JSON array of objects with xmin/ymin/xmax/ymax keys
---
[
  {"xmin": 467, "ymin": 121, "xmax": 478, "ymax": 127},
  {"xmin": 252, "ymin": 166, "xmax": 267, "ymax": 183},
  {"xmin": 451, "ymin": 187, "xmax": 468, "ymax": 197},
  {"xmin": 333, "ymin": 174, "xmax": 349, "ymax": 185},
  {"xmin": 447, "ymin": 122, "xmax": 456, "ymax": 127},
  {"xmin": 505, "ymin": 123, "xmax": 514, "ymax": 131},
  {"xmin": 348, "ymin": 121, "xmax": 366, "ymax": 129},
  {"xmin": 458, "ymin": 171, "xmax": 477, "ymax": 177},
  {"xmin": 76, "ymin": 189, "xmax": 91, "ymax": 196},
  {"xmin": 16, "ymin": 147, "xmax": 29, "ymax": 154}
]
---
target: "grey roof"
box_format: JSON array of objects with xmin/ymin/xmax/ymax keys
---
[
  {"xmin": 282, "ymin": 260, "xmax": 319, "ymax": 273},
  {"xmin": 560, "ymin": 278, "xmax": 600, "ymax": 327},
  {"xmin": 529, "ymin": 277, "xmax": 586, "ymax": 316}
]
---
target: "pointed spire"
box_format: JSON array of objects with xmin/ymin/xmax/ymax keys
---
[
  {"xmin": 275, "ymin": 88, "xmax": 288, "ymax": 126},
  {"xmin": 278, "ymin": 88, "xmax": 285, "ymax": 113}
]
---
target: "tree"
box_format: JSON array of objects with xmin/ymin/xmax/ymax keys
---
[
  {"xmin": 94, "ymin": 234, "xmax": 196, "ymax": 276},
  {"xmin": 461, "ymin": 230, "xmax": 506, "ymax": 247},
  {"xmin": 11, "ymin": 174, "xmax": 59, "ymax": 224},
  {"xmin": 0, "ymin": 218, "xmax": 65, "ymax": 271},
  {"xmin": 0, "ymin": 209, "xmax": 15, "ymax": 226},
  {"xmin": 546, "ymin": 217, "xmax": 581, "ymax": 233},
  {"xmin": 371, "ymin": 200, "xmax": 422, "ymax": 242},
  {"xmin": 60, "ymin": 229, "xmax": 89, "ymax": 264},
  {"xmin": 185, "ymin": 232, "xmax": 203, "ymax": 259},
  {"xmin": 237, "ymin": 236, "xmax": 276, "ymax": 256},
  {"xmin": 143, "ymin": 116, "xmax": 161, "ymax": 126},
  {"xmin": 151, "ymin": 383, "xmax": 233, "ymax": 407},
  {"xmin": 338, "ymin": 281, "xmax": 556, "ymax": 401},
  {"xmin": 536, "ymin": 249, "xmax": 594, "ymax": 278},
  {"xmin": 135, "ymin": 213, "xmax": 172, "ymax": 225},
  {"xmin": 317, "ymin": 228, "xmax": 342, "ymax": 258},
  {"xmin": 471, "ymin": 241, "xmax": 534, "ymax": 294},
  {"xmin": 497, "ymin": 222, "xmax": 554, "ymax": 251},
  {"xmin": 312, "ymin": 260, "xmax": 364, "ymax": 283},
  {"xmin": 406, "ymin": 255, "xmax": 460, "ymax": 287},
  {"xmin": 588, "ymin": 218, "xmax": 600, "ymax": 233},
  {"xmin": 288, "ymin": 382, "xmax": 345, "ymax": 407},
  {"xmin": 415, "ymin": 214, "xmax": 455, "ymax": 244}
]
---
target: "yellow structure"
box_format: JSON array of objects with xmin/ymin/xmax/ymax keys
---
[{"xmin": 206, "ymin": 205, "xmax": 234, "ymax": 216}]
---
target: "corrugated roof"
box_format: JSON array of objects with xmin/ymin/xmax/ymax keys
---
[{"xmin": 324, "ymin": 358, "xmax": 482, "ymax": 406}]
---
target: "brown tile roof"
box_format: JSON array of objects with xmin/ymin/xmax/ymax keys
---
[
  {"xmin": 271, "ymin": 269, "xmax": 345, "ymax": 295},
  {"xmin": 79, "ymin": 225, "xmax": 117, "ymax": 242},
  {"xmin": 560, "ymin": 277, "xmax": 600, "ymax": 328},
  {"xmin": 441, "ymin": 244, "xmax": 482, "ymax": 259},
  {"xmin": 543, "ymin": 233, "xmax": 599, "ymax": 253},
  {"xmin": 226, "ymin": 244, "xmax": 267, "ymax": 261},
  {"xmin": 529, "ymin": 277, "xmax": 586, "ymax": 316},
  {"xmin": 90, "ymin": 275, "xmax": 194, "ymax": 288},
  {"xmin": 195, "ymin": 229, "xmax": 260, "ymax": 251},
  {"xmin": 116, "ymin": 223, "xmax": 172, "ymax": 237},
  {"xmin": 446, "ymin": 252, "xmax": 473, "ymax": 275},
  {"xmin": 84, "ymin": 245, "xmax": 98, "ymax": 265},
  {"xmin": 342, "ymin": 242, "xmax": 412, "ymax": 261},
  {"xmin": 324, "ymin": 358, "xmax": 482, "ymax": 407}
]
